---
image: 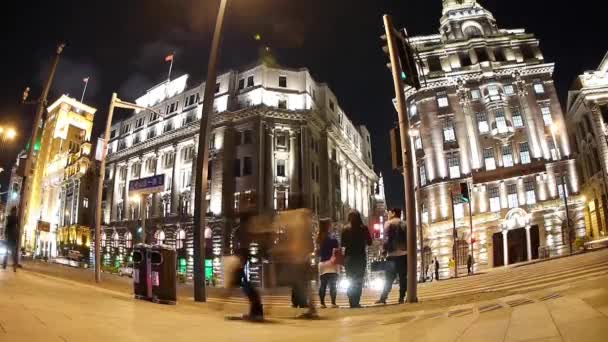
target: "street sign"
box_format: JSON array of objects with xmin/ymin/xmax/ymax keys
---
[{"xmin": 129, "ymin": 175, "xmax": 165, "ymax": 194}]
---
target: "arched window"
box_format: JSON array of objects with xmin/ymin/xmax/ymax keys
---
[
  {"xmin": 112, "ymin": 231, "xmax": 120, "ymax": 248},
  {"xmin": 155, "ymin": 230, "xmax": 166, "ymax": 245},
  {"xmin": 176, "ymin": 229, "xmax": 186, "ymax": 249},
  {"xmin": 101, "ymin": 232, "xmax": 107, "ymax": 247},
  {"xmin": 125, "ymin": 232, "xmax": 133, "ymax": 249},
  {"xmin": 463, "ymin": 25, "xmax": 483, "ymax": 39}
]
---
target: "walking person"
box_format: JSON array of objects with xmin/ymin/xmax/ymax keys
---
[
  {"xmin": 2, "ymin": 207, "xmax": 19, "ymax": 272},
  {"xmin": 341, "ymin": 210, "xmax": 372, "ymax": 308},
  {"xmin": 317, "ymin": 219, "xmax": 339, "ymax": 309},
  {"xmin": 376, "ymin": 208, "xmax": 407, "ymax": 305},
  {"xmin": 434, "ymin": 257, "xmax": 440, "ymax": 281},
  {"xmin": 467, "ymin": 254, "xmax": 473, "ymax": 275},
  {"xmin": 449, "ymin": 257, "xmax": 456, "ymax": 278}
]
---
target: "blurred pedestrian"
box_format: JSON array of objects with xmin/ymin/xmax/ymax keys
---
[
  {"xmin": 2, "ymin": 207, "xmax": 19, "ymax": 272},
  {"xmin": 376, "ymin": 208, "xmax": 407, "ymax": 305},
  {"xmin": 467, "ymin": 254, "xmax": 473, "ymax": 275},
  {"xmin": 449, "ymin": 257, "xmax": 456, "ymax": 278},
  {"xmin": 434, "ymin": 257, "xmax": 440, "ymax": 281},
  {"xmin": 317, "ymin": 219, "xmax": 339, "ymax": 309},
  {"xmin": 341, "ymin": 210, "xmax": 372, "ymax": 308}
]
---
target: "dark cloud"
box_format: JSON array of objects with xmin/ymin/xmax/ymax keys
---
[
  {"xmin": 38, "ymin": 57, "xmax": 100, "ymax": 102},
  {"xmin": 118, "ymin": 73, "xmax": 154, "ymax": 101}
]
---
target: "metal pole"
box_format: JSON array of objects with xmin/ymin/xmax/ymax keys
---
[
  {"xmin": 468, "ymin": 193, "xmax": 474, "ymax": 274},
  {"xmin": 93, "ymin": 92, "xmax": 116, "ymax": 283},
  {"xmin": 562, "ymin": 173, "xmax": 572, "ymax": 255},
  {"xmin": 17, "ymin": 43, "xmax": 64, "ymax": 265},
  {"xmin": 141, "ymin": 194, "xmax": 147, "ymax": 243},
  {"xmin": 193, "ymin": 0, "xmax": 228, "ymax": 303},
  {"xmin": 383, "ymin": 14, "xmax": 417, "ymax": 303},
  {"xmin": 450, "ymin": 189, "xmax": 458, "ymax": 278}
]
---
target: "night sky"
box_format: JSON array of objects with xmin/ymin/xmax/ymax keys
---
[{"xmin": 0, "ymin": 0, "xmax": 604, "ymax": 208}]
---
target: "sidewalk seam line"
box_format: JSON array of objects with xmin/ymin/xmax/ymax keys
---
[{"xmin": 546, "ymin": 302, "xmax": 566, "ymax": 341}]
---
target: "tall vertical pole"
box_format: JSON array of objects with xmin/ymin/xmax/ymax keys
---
[
  {"xmin": 383, "ymin": 15, "xmax": 417, "ymax": 303},
  {"xmin": 562, "ymin": 173, "xmax": 572, "ymax": 255},
  {"xmin": 141, "ymin": 194, "xmax": 147, "ymax": 243},
  {"xmin": 93, "ymin": 92, "xmax": 116, "ymax": 283},
  {"xmin": 193, "ymin": 0, "xmax": 228, "ymax": 302},
  {"xmin": 450, "ymin": 189, "xmax": 458, "ymax": 278},
  {"xmin": 17, "ymin": 43, "xmax": 64, "ymax": 265},
  {"xmin": 468, "ymin": 181, "xmax": 474, "ymax": 273}
]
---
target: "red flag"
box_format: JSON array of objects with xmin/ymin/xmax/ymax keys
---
[
  {"xmin": 83, "ymin": 77, "xmax": 89, "ymax": 83},
  {"xmin": 165, "ymin": 53, "xmax": 174, "ymax": 62}
]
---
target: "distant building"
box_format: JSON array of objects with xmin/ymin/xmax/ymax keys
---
[
  {"xmin": 401, "ymin": 0, "xmax": 585, "ymax": 277},
  {"xmin": 102, "ymin": 63, "xmax": 378, "ymax": 280},
  {"xmin": 21, "ymin": 95, "xmax": 97, "ymax": 259},
  {"xmin": 566, "ymin": 52, "xmax": 608, "ymax": 241}
]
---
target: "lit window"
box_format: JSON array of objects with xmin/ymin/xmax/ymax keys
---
[
  {"xmin": 155, "ymin": 230, "xmax": 166, "ymax": 245},
  {"xmin": 477, "ymin": 112, "xmax": 489, "ymax": 133},
  {"xmin": 276, "ymin": 160, "xmax": 286, "ymax": 177},
  {"xmin": 495, "ymin": 109, "xmax": 508, "ymax": 133},
  {"xmin": 519, "ymin": 142, "xmax": 531, "ymax": 164},
  {"xmin": 484, "ymin": 148, "xmax": 496, "ymax": 170},
  {"xmin": 557, "ymin": 176, "xmax": 568, "ymax": 199},
  {"xmin": 502, "ymin": 145, "xmax": 513, "ymax": 167},
  {"xmin": 181, "ymin": 169, "xmax": 192, "ymax": 188},
  {"xmin": 541, "ymin": 106, "xmax": 553, "ymax": 126},
  {"xmin": 276, "ymin": 132, "xmax": 287, "ymax": 148},
  {"xmin": 525, "ymin": 179, "xmax": 536, "ymax": 204},
  {"xmin": 234, "ymin": 192, "xmax": 240, "ymax": 213},
  {"xmin": 419, "ymin": 162, "xmax": 427, "ymax": 186},
  {"xmin": 447, "ymin": 152, "xmax": 460, "ymax": 179},
  {"xmin": 507, "ymin": 184, "xmax": 519, "ymax": 208},
  {"xmin": 512, "ymin": 107, "xmax": 524, "ymax": 128},
  {"xmin": 443, "ymin": 119, "xmax": 456, "ymax": 142},
  {"xmin": 409, "ymin": 103, "xmax": 418, "ymax": 117},
  {"xmin": 548, "ymin": 139, "xmax": 559, "ymax": 161},
  {"xmin": 176, "ymin": 229, "xmax": 186, "ymax": 249},
  {"xmin": 437, "ymin": 92, "xmax": 449, "ymax": 108},
  {"xmin": 489, "ymin": 187, "xmax": 501, "ymax": 212},
  {"xmin": 181, "ymin": 146, "xmax": 194, "ymax": 162},
  {"xmin": 504, "ymin": 84, "xmax": 515, "ymax": 95},
  {"xmin": 414, "ymin": 136, "xmax": 422, "ymax": 150},
  {"xmin": 488, "ymin": 85, "xmax": 499, "ymax": 96},
  {"xmin": 471, "ymin": 89, "xmax": 481, "ymax": 100},
  {"xmin": 534, "ymin": 83, "xmax": 545, "ymax": 94},
  {"xmin": 125, "ymin": 232, "xmax": 133, "ymax": 249},
  {"xmin": 275, "ymin": 188, "xmax": 288, "ymax": 211},
  {"xmin": 83, "ymin": 198, "xmax": 89, "ymax": 208},
  {"xmin": 453, "ymin": 195, "xmax": 464, "ymax": 219},
  {"xmin": 279, "ymin": 76, "xmax": 287, "ymax": 88}
]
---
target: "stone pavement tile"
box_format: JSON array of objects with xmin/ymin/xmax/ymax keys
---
[
  {"xmin": 596, "ymin": 306, "xmax": 608, "ymax": 317},
  {"xmin": 505, "ymin": 303, "xmax": 560, "ymax": 342},
  {"xmin": 556, "ymin": 317, "xmax": 608, "ymax": 342},
  {"xmin": 0, "ymin": 331, "xmax": 65, "ymax": 342},
  {"xmin": 546, "ymin": 296, "xmax": 602, "ymax": 326},
  {"xmin": 456, "ymin": 309, "xmax": 510, "ymax": 342},
  {"xmin": 396, "ymin": 311, "xmax": 479, "ymax": 342}
]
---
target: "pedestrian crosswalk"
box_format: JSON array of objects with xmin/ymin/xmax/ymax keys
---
[{"xmin": 207, "ymin": 250, "xmax": 608, "ymax": 308}]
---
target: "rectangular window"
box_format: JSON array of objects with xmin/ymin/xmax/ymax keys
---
[
  {"xmin": 163, "ymin": 152, "xmax": 175, "ymax": 169},
  {"xmin": 470, "ymin": 89, "xmax": 481, "ymax": 100},
  {"xmin": 209, "ymin": 134, "xmax": 216, "ymax": 150},
  {"xmin": 181, "ymin": 169, "xmax": 192, "ymax": 188},
  {"xmin": 145, "ymin": 158, "xmax": 156, "ymax": 173},
  {"xmin": 484, "ymin": 148, "xmax": 496, "ymax": 170},
  {"xmin": 541, "ymin": 106, "xmax": 553, "ymax": 126},
  {"xmin": 83, "ymin": 197, "xmax": 89, "ymax": 208},
  {"xmin": 488, "ymin": 85, "xmax": 499, "ymax": 96},
  {"xmin": 489, "ymin": 187, "xmax": 501, "ymax": 212},
  {"xmin": 414, "ymin": 136, "xmax": 422, "ymax": 150},
  {"xmin": 238, "ymin": 79, "xmax": 245, "ymax": 90},
  {"xmin": 504, "ymin": 84, "xmax": 515, "ymax": 95},
  {"xmin": 110, "ymin": 130, "xmax": 117, "ymax": 139},
  {"xmin": 277, "ymin": 160, "xmax": 286, "ymax": 177},
  {"xmin": 437, "ymin": 92, "xmax": 449, "ymax": 108},
  {"xmin": 427, "ymin": 56, "xmax": 442, "ymax": 72},
  {"xmin": 132, "ymin": 134, "xmax": 140, "ymax": 145},
  {"xmin": 475, "ymin": 48, "xmax": 490, "ymax": 62},
  {"xmin": 147, "ymin": 129, "xmax": 156, "ymax": 140},
  {"xmin": 121, "ymin": 124, "xmax": 131, "ymax": 134},
  {"xmin": 279, "ymin": 76, "xmax": 287, "ymax": 88},
  {"xmin": 459, "ymin": 51, "xmax": 472, "ymax": 67},
  {"xmin": 419, "ymin": 163, "xmax": 427, "ymax": 186},
  {"xmin": 278, "ymin": 99, "xmax": 287, "ymax": 109},
  {"xmin": 447, "ymin": 152, "xmax": 460, "ymax": 179},
  {"xmin": 443, "ymin": 118, "xmax": 456, "ymax": 142},
  {"xmin": 534, "ymin": 82, "xmax": 545, "ymax": 94},
  {"xmin": 453, "ymin": 195, "xmax": 464, "ymax": 219},
  {"xmin": 243, "ymin": 157, "xmax": 252, "ymax": 176},
  {"xmin": 131, "ymin": 163, "xmax": 141, "ymax": 178},
  {"xmin": 507, "ymin": 184, "xmax": 519, "ymax": 208},
  {"xmin": 495, "ymin": 109, "xmax": 508, "ymax": 133},
  {"xmin": 247, "ymin": 76, "xmax": 254, "ymax": 87},
  {"xmin": 149, "ymin": 112, "xmax": 159, "ymax": 122},
  {"xmin": 519, "ymin": 142, "xmax": 531, "ymax": 164},
  {"xmin": 512, "ymin": 107, "xmax": 524, "ymax": 128},
  {"xmin": 181, "ymin": 146, "xmax": 194, "ymax": 162},
  {"xmin": 163, "ymin": 121, "xmax": 173, "ymax": 133},
  {"xmin": 276, "ymin": 133, "xmax": 287, "ymax": 148},
  {"xmin": 503, "ymin": 145, "xmax": 513, "ymax": 167},
  {"xmin": 548, "ymin": 139, "xmax": 559, "ymax": 161},
  {"xmin": 215, "ymin": 83, "xmax": 221, "ymax": 93},
  {"xmin": 207, "ymin": 160, "xmax": 213, "ymax": 180},
  {"xmin": 477, "ymin": 112, "xmax": 489, "ymax": 133},
  {"xmin": 243, "ymin": 130, "xmax": 253, "ymax": 144},
  {"xmin": 557, "ymin": 176, "xmax": 568, "ymax": 199},
  {"xmin": 233, "ymin": 159, "xmax": 241, "ymax": 177},
  {"xmin": 525, "ymin": 179, "xmax": 536, "ymax": 204},
  {"xmin": 494, "ymin": 48, "xmax": 507, "ymax": 62},
  {"xmin": 276, "ymin": 189, "xmax": 287, "ymax": 211}
]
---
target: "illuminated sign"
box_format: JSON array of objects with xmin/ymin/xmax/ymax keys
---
[{"xmin": 129, "ymin": 175, "xmax": 165, "ymax": 194}]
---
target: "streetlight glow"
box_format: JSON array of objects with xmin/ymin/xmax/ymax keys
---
[{"xmin": 6, "ymin": 128, "xmax": 16, "ymax": 140}]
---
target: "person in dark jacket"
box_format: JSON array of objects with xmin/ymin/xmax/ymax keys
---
[
  {"xmin": 317, "ymin": 219, "xmax": 339, "ymax": 308},
  {"xmin": 341, "ymin": 210, "xmax": 372, "ymax": 308},
  {"xmin": 434, "ymin": 257, "xmax": 440, "ymax": 281},
  {"xmin": 376, "ymin": 208, "xmax": 407, "ymax": 304},
  {"xmin": 3, "ymin": 207, "xmax": 19, "ymax": 272}
]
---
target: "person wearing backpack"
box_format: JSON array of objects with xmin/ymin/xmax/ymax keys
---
[{"xmin": 376, "ymin": 208, "xmax": 407, "ymax": 305}]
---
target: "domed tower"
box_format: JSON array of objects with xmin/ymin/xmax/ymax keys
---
[{"xmin": 398, "ymin": 0, "xmax": 584, "ymax": 276}]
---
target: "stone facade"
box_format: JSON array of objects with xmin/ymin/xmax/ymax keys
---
[
  {"xmin": 101, "ymin": 63, "xmax": 378, "ymax": 279},
  {"xmin": 566, "ymin": 52, "xmax": 608, "ymax": 241},
  {"xmin": 404, "ymin": 1, "xmax": 585, "ymax": 278}
]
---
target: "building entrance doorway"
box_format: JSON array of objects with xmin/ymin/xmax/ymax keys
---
[{"xmin": 492, "ymin": 225, "xmax": 540, "ymax": 267}]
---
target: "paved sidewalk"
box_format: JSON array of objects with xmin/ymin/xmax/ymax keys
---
[{"xmin": 2, "ymin": 260, "xmax": 608, "ymax": 341}]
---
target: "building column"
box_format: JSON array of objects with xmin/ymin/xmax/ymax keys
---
[
  {"xmin": 153, "ymin": 151, "xmax": 162, "ymax": 217},
  {"xmin": 502, "ymin": 229, "xmax": 509, "ymax": 266},
  {"xmin": 515, "ymin": 73, "xmax": 542, "ymax": 159},
  {"xmin": 266, "ymin": 127, "xmax": 275, "ymax": 209},
  {"xmin": 289, "ymin": 130, "xmax": 298, "ymax": 208},
  {"xmin": 590, "ymin": 103, "xmax": 608, "ymax": 182},
  {"xmin": 171, "ymin": 145, "xmax": 181, "ymax": 214},
  {"xmin": 525, "ymin": 225, "xmax": 533, "ymax": 261},
  {"xmin": 123, "ymin": 163, "xmax": 131, "ymax": 220}
]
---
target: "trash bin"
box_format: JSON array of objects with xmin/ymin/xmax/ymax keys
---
[
  {"xmin": 150, "ymin": 245, "xmax": 177, "ymax": 305},
  {"xmin": 133, "ymin": 244, "xmax": 152, "ymax": 301}
]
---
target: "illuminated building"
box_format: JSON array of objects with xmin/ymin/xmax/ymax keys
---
[
  {"xmin": 402, "ymin": 0, "xmax": 585, "ymax": 277},
  {"xmin": 2, "ymin": 150, "xmax": 26, "ymax": 236},
  {"xmin": 102, "ymin": 63, "xmax": 378, "ymax": 279},
  {"xmin": 566, "ymin": 52, "xmax": 608, "ymax": 241},
  {"xmin": 22, "ymin": 95, "xmax": 96, "ymax": 259}
]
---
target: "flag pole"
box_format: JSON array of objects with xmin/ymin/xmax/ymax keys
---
[
  {"xmin": 167, "ymin": 54, "xmax": 174, "ymax": 83},
  {"xmin": 81, "ymin": 78, "xmax": 89, "ymax": 103}
]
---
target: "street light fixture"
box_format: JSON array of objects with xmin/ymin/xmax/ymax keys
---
[{"xmin": 93, "ymin": 93, "xmax": 164, "ymax": 283}]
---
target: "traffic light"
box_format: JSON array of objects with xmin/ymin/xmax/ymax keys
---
[
  {"xmin": 381, "ymin": 28, "xmax": 423, "ymax": 90},
  {"xmin": 389, "ymin": 127, "xmax": 403, "ymax": 171},
  {"xmin": 460, "ymin": 183, "xmax": 470, "ymax": 203}
]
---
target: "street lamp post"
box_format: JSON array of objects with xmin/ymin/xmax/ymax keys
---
[
  {"xmin": 192, "ymin": 0, "xmax": 229, "ymax": 303},
  {"xmin": 93, "ymin": 93, "xmax": 163, "ymax": 283},
  {"xmin": 550, "ymin": 123, "xmax": 573, "ymax": 255}
]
